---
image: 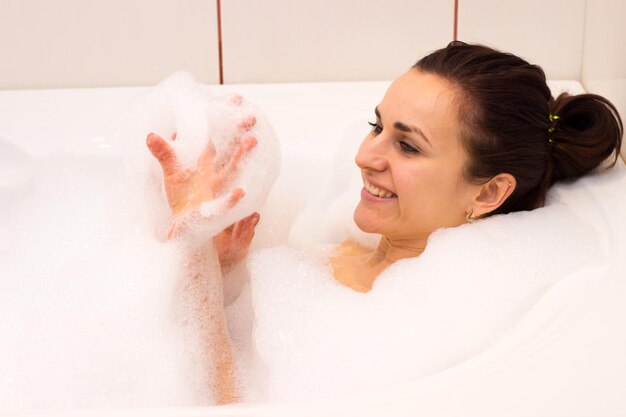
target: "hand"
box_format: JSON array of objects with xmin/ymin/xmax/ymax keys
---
[
  {"xmin": 214, "ymin": 212, "xmax": 260, "ymax": 271},
  {"xmin": 146, "ymin": 115, "xmax": 257, "ymax": 239}
]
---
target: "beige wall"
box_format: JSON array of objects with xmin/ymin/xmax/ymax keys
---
[
  {"xmin": 0, "ymin": 0, "xmax": 624, "ymax": 96},
  {"xmin": 457, "ymin": 0, "xmax": 586, "ymax": 80},
  {"xmin": 0, "ymin": 0, "xmax": 454, "ymax": 88},
  {"xmin": 221, "ymin": 0, "xmax": 453, "ymax": 83},
  {"xmin": 0, "ymin": 0, "xmax": 219, "ymax": 89}
]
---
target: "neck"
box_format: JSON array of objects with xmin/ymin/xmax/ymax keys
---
[
  {"xmin": 370, "ymin": 235, "xmax": 426, "ymax": 265},
  {"xmin": 331, "ymin": 236, "xmax": 427, "ymax": 293}
]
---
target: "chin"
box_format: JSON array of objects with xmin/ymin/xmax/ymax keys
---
[{"xmin": 353, "ymin": 206, "xmax": 382, "ymax": 234}]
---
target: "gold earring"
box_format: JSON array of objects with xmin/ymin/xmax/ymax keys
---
[{"xmin": 466, "ymin": 210, "xmax": 476, "ymax": 223}]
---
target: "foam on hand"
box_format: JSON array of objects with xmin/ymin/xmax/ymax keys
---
[{"xmin": 122, "ymin": 72, "xmax": 280, "ymax": 240}]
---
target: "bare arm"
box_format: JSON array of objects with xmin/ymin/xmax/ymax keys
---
[
  {"xmin": 146, "ymin": 115, "xmax": 257, "ymax": 403},
  {"xmin": 180, "ymin": 241, "xmax": 238, "ymax": 404}
]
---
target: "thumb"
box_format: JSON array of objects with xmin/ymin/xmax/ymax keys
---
[{"xmin": 146, "ymin": 133, "xmax": 178, "ymax": 176}]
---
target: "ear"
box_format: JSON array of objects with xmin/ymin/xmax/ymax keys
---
[{"xmin": 471, "ymin": 174, "xmax": 516, "ymax": 217}]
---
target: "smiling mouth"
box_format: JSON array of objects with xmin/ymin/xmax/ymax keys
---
[{"xmin": 363, "ymin": 180, "xmax": 397, "ymax": 199}]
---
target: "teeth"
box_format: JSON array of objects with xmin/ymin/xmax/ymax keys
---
[{"xmin": 364, "ymin": 181, "xmax": 395, "ymax": 199}]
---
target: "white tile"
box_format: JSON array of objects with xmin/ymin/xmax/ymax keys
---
[
  {"xmin": 458, "ymin": 0, "xmax": 586, "ymax": 80},
  {"xmin": 0, "ymin": 0, "xmax": 219, "ymax": 89},
  {"xmin": 221, "ymin": 0, "xmax": 454, "ymax": 83},
  {"xmin": 582, "ymin": 0, "xmax": 626, "ymax": 82}
]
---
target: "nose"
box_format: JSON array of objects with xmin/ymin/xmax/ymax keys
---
[{"xmin": 355, "ymin": 133, "xmax": 389, "ymax": 172}]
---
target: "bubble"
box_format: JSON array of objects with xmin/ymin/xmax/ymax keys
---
[
  {"xmin": 0, "ymin": 72, "xmax": 281, "ymax": 410},
  {"xmin": 120, "ymin": 72, "xmax": 281, "ymax": 240},
  {"xmin": 247, "ymin": 203, "xmax": 607, "ymax": 402}
]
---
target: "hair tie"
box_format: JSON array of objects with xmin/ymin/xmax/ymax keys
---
[{"xmin": 548, "ymin": 114, "xmax": 560, "ymax": 143}]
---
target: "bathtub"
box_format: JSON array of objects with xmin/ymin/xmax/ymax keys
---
[{"xmin": 1, "ymin": 81, "xmax": 625, "ymax": 416}]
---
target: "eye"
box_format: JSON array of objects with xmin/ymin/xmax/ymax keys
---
[
  {"xmin": 368, "ymin": 121, "xmax": 382, "ymax": 135},
  {"xmin": 399, "ymin": 140, "xmax": 420, "ymax": 155}
]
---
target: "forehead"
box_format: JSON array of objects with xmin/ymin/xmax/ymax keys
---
[{"xmin": 379, "ymin": 69, "xmax": 461, "ymax": 147}]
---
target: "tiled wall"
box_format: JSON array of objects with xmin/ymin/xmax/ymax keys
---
[
  {"xmin": 0, "ymin": 0, "xmax": 455, "ymax": 89},
  {"xmin": 457, "ymin": 0, "xmax": 586, "ymax": 80},
  {"xmin": 0, "ymin": 0, "xmax": 219, "ymax": 89},
  {"xmin": 0, "ymin": 0, "xmax": 623, "ymax": 93},
  {"xmin": 220, "ymin": 0, "xmax": 453, "ymax": 83}
]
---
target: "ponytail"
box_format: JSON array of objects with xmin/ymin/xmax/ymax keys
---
[{"xmin": 548, "ymin": 93, "xmax": 623, "ymax": 183}]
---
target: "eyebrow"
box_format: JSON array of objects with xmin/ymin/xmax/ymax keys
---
[{"xmin": 375, "ymin": 106, "xmax": 432, "ymax": 147}]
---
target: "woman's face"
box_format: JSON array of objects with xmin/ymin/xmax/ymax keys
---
[{"xmin": 354, "ymin": 69, "xmax": 476, "ymax": 242}]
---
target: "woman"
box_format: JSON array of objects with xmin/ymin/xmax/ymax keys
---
[{"xmin": 146, "ymin": 42, "xmax": 623, "ymax": 402}]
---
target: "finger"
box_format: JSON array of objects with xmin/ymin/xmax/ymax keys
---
[
  {"xmin": 197, "ymin": 139, "xmax": 217, "ymax": 173},
  {"xmin": 229, "ymin": 94, "xmax": 243, "ymax": 106},
  {"xmin": 231, "ymin": 219, "xmax": 244, "ymax": 240},
  {"xmin": 231, "ymin": 212, "xmax": 258, "ymax": 240},
  {"xmin": 241, "ymin": 212, "xmax": 260, "ymax": 238},
  {"xmin": 238, "ymin": 115, "xmax": 256, "ymax": 132},
  {"xmin": 213, "ymin": 117, "xmax": 256, "ymax": 170},
  {"xmin": 240, "ymin": 213, "xmax": 260, "ymax": 243},
  {"xmin": 226, "ymin": 188, "xmax": 245, "ymax": 209},
  {"xmin": 223, "ymin": 137, "xmax": 257, "ymax": 179},
  {"xmin": 170, "ymin": 132, "xmax": 177, "ymax": 141},
  {"xmin": 222, "ymin": 223, "xmax": 235, "ymax": 235},
  {"xmin": 147, "ymin": 133, "xmax": 178, "ymax": 176},
  {"xmin": 242, "ymin": 212, "xmax": 260, "ymax": 229},
  {"xmin": 199, "ymin": 188, "xmax": 245, "ymax": 218}
]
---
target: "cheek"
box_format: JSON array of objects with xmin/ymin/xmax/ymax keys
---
[
  {"xmin": 396, "ymin": 164, "xmax": 441, "ymax": 203},
  {"xmin": 397, "ymin": 163, "xmax": 467, "ymax": 222}
]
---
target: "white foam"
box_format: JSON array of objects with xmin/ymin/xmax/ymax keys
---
[
  {"xmin": 246, "ymin": 123, "xmax": 616, "ymax": 402},
  {"xmin": 0, "ymin": 73, "xmax": 281, "ymax": 410},
  {"xmin": 0, "ymin": 137, "xmax": 35, "ymax": 252},
  {"xmin": 120, "ymin": 72, "xmax": 281, "ymax": 240},
  {"xmin": 0, "ymin": 137, "xmax": 34, "ymax": 190},
  {"xmin": 248, "ymin": 201, "xmax": 607, "ymax": 402},
  {"xmin": 288, "ymin": 120, "xmax": 378, "ymax": 249},
  {"xmin": 0, "ymin": 76, "xmax": 621, "ymax": 410},
  {"xmin": 0, "ymin": 156, "xmax": 197, "ymax": 409}
]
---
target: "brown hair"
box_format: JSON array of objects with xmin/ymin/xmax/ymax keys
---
[{"xmin": 414, "ymin": 41, "xmax": 623, "ymax": 215}]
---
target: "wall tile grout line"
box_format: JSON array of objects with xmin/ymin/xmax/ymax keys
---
[
  {"xmin": 216, "ymin": 0, "xmax": 224, "ymax": 84},
  {"xmin": 454, "ymin": 0, "xmax": 459, "ymax": 41}
]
